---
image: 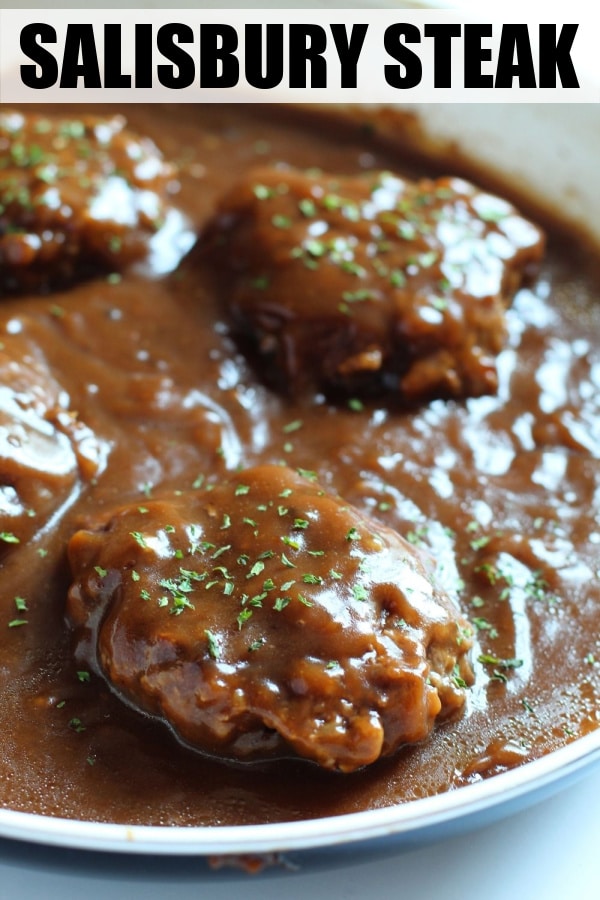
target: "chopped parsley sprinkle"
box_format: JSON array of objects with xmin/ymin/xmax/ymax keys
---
[
  {"xmin": 472, "ymin": 617, "xmax": 499, "ymax": 639},
  {"xmin": 296, "ymin": 468, "xmax": 318, "ymax": 482},
  {"xmin": 406, "ymin": 526, "xmax": 428, "ymax": 546},
  {"xmin": 298, "ymin": 198, "xmax": 316, "ymax": 217},
  {"xmin": 253, "ymin": 184, "xmax": 275, "ymax": 200},
  {"xmin": 68, "ymin": 717, "xmax": 86, "ymax": 733},
  {"xmin": 283, "ymin": 419, "xmax": 303, "ymax": 434},
  {"xmin": 211, "ymin": 544, "xmax": 231, "ymax": 559},
  {"xmin": 247, "ymin": 560, "xmax": 265, "ymax": 578},
  {"xmin": 204, "ymin": 629, "xmax": 220, "ymax": 659},
  {"xmin": 390, "ymin": 269, "xmax": 407, "ymax": 287},
  {"xmin": 397, "ymin": 221, "xmax": 417, "ymax": 240},
  {"xmin": 478, "ymin": 654, "xmax": 524, "ymax": 670},
  {"xmin": 452, "ymin": 665, "xmax": 468, "ymax": 689},
  {"xmin": 348, "ymin": 397, "xmax": 364, "ymax": 412},
  {"xmin": 248, "ymin": 638, "xmax": 266, "ymax": 652},
  {"xmin": 352, "ymin": 584, "xmax": 369, "ymax": 601},
  {"xmin": 302, "ymin": 573, "xmax": 323, "ymax": 585},
  {"xmin": 130, "ymin": 531, "xmax": 149, "ymax": 549},
  {"xmin": 524, "ymin": 572, "xmax": 553, "ymax": 601},
  {"xmin": 8, "ymin": 595, "xmax": 28, "ymax": 628},
  {"xmin": 271, "ymin": 213, "xmax": 292, "ymax": 229},
  {"xmin": 237, "ymin": 608, "xmax": 253, "ymax": 629}
]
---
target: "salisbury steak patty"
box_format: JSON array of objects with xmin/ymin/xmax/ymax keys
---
[
  {"xmin": 0, "ymin": 110, "xmax": 176, "ymax": 294},
  {"xmin": 66, "ymin": 464, "xmax": 473, "ymax": 772},
  {"xmin": 204, "ymin": 166, "xmax": 544, "ymax": 403},
  {"xmin": 0, "ymin": 322, "xmax": 106, "ymax": 553}
]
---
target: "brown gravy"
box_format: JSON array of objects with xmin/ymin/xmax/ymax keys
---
[{"xmin": 1, "ymin": 104, "xmax": 599, "ymax": 826}]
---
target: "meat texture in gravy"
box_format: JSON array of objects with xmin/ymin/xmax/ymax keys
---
[
  {"xmin": 0, "ymin": 110, "xmax": 180, "ymax": 295},
  {"xmin": 66, "ymin": 464, "xmax": 473, "ymax": 773},
  {"xmin": 0, "ymin": 324, "xmax": 107, "ymax": 552},
  {"xmin": 0, "ymin": 104, "xmax": 599, "ymax": 827},
  {"xmin": 204, "ymin": 166, "xmax": 544, "ymax": 402}
]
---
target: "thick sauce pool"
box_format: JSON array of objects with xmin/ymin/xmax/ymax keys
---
[{"xmin": 1, "ymin": 105, "xmax": 600, "ymax": 826}]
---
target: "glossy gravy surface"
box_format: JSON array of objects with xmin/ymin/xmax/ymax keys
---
[{"xmin": 1, "ymin": 105, "xmax": 599, "ymax": 826}]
